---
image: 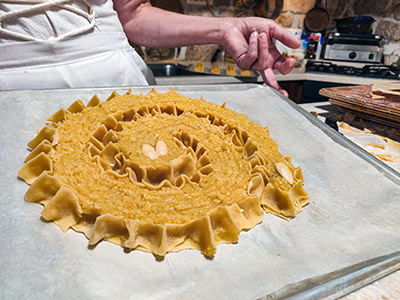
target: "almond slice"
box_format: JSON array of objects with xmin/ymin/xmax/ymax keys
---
[
  {"xmin": 275, "ymin": 162, "xmax": 294, "ymax": 185},
  {"xmin": 142, "ymin": 144, "xmax": 158, "ymax": 160},
  {"xmin": 156, "ymin": 140, "xmax": 168, "ymax": 156}
]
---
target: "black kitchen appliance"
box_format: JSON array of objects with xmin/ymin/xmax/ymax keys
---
[{"xmin": 335, "ymin": 16, "xmax": 375, "ymax": 35}]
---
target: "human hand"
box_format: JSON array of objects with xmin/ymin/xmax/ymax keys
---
[{"xmin": 220, "ymin": 17, "xmax": 300, "ymax": 97}]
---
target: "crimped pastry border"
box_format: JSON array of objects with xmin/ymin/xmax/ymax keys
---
[{"xmin": 18, "ymin": 89, "xmax": 309, "ymax": 257}]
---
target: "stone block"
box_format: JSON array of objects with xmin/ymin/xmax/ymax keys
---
[
  {"xmin": 213, "ymin": 0, "xmax": 233, "ymax": 7},
  {"xmin": 276, "ymin": 11, "xmax": 294, "ymax": 27},
  {"xmin": 292, "ymin": 13, "xmax": 305, "ymax": 28},
  {"xmin": 185, "ymin": 44, "xmax": 220, "ymax": 61},
  {"xmin": 393, "ymin": 3, "xmax": 400, "ymax": 20},
  {"xmin": 326, "ymin": 0, "xmax": 352, "ymax": 18},
  {"xmin": 376, "ymin": 19, "xmax": 400, "ymax": 41},
  {"xmin": 353, "ymin": 0, "xmax": 389, "ymax": 16},
  {"xmin": 219, "ymin": 6, "xmax": 252, "ymax": 17},
  {"xmin": 283, "ymin": 0, "xmax": 316, "ymax": 14},
  {"xmin": 145, "ymin": 48, "xmax": 176, "ymax": 62},
  {"xmin": 151, "ymin": 0, "xmax": 184, "ymax": 13}
]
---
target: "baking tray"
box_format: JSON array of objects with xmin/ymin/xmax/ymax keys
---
[{"xmin": 1, "ymin": 84, "xmax": 399, "ymax": 300}]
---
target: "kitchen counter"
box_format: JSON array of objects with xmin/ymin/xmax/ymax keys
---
[
  {"xmin": 154, "ymin": 66, "xmax": 398, "ymax": 86},
  {"xmin": 275, "ymin": 68, "xmax": 398, "ymax": 84}
]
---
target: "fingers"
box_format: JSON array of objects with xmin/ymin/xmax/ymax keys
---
[
  {"xmin": 253, "ymin": 36, "xmax": 296, "ymax": 76},
  {"xmin": 261, "ymin": 68, "xmax": 288, "ymax": 97},
  {"xmin": 250, "ymin": 32, "xmax": 273, "ymax": 71},
  {"xmin": 269, "ymin": 21, "xmax": 301, "ymax": 50},
  {"xmin": 235, "ymin": 31, "xmax": 258, "ymax": 70},
  {"xmin": 279, "ymin": 89, "xmax": 289, "ymax": 98},
  {"xmin": 273, "ymin": 56, "xmax": 296, "ymax": 75},
  {"xmin": 251, "ymin": 32, "xmax": 294, "ymax": 73},
  {"xmin": 260, "ymin": 68, "xmax": 280, "ymax": 90}
]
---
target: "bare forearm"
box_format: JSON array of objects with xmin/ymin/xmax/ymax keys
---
[
  {"xmin": 113, "ymin": 0, "xmax": 300, "ymax": 96},
  {"xmin": 114, "ymin": 0, "xmax": 232, "ymax": 48}
]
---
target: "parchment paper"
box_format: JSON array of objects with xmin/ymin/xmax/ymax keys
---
[{"xmin": 1, "ymin": 84, "xmax": 399, "ymax": 300}]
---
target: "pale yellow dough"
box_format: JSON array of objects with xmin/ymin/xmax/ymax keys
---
[{"xmin": 18, "ymin": 89, "xmax": 309, "ymax": 257}]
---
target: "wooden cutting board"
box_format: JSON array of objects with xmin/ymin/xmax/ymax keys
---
[{"xmin": 319, "ymin": 83, "xmax": 400, "ymax": 125}]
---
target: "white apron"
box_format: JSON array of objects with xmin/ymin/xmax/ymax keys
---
[{"xmin": 0, "ymin": 0, "xmax": 155, "ymax": 90}]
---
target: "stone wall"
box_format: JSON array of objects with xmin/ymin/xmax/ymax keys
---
[
  {"xmin": 326, "ymin": 0, "xmax": 400, "ymax": 54},
  {"xmin": 139, "ymin": 0, "xmax": 400, "ymax": 61},
  {"xmin": 326, "ymin": 0, "xmax": 400, "ymax": 43},
  {"xmin": 177, "ymin": 0, "xmax": 316, "ymax": 29},
  {"xmin": 141, "ymin": 0, "xmax": 316, "ymax": 62},
  {"xmin": 276, "ymin": 0, "xmax": 315, "ymax": 28}
]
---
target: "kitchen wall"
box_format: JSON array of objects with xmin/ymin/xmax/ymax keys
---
[
  {"xmin": 138, "ymin": 0, "xmax": 400, "ymax": 62},
  {"xmin": 326, "ymin": 0, "xmax": 400, "ymax": 55},
  {"xmin": 140, "ymin": 0, "xmax": 316, "ymax": 62}
]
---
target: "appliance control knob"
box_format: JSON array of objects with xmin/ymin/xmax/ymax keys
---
[{"xmin": 349, "ymin": 52, "xmax": 357, "ymax": 59}]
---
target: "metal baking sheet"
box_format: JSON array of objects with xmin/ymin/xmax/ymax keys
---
[{"xmin": 1, "ymin": 84, "xmax": 399, "ymax": 300}]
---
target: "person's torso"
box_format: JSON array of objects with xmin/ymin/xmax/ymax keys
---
[
  {"xmin": 0, "ymin": 0, "xmax": 154, "ymax": 90},
  {"xmin": 0, "ymin": 0, "xmax": 123, "ymax": 43}
]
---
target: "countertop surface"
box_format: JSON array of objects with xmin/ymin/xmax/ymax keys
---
[
  {"xmin": 154, "ymin": 66, "xmax": 399, "ymax": 86},
  {"xmin": 274, "ymin": 69, "xmax": 398, "ymax": 84}
]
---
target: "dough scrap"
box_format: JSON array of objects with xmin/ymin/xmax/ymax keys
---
[{"xmin": 370, "ymin": 82, "xmax": 400, "ymax": 99}]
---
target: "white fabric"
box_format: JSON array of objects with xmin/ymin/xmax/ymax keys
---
[
  {"xmin": 0, "ymin": 0, "xmax": 155, "ymax": 90},
  {"xmin": 0, "ymin": 0, "xmax": 96, "ymax": 42}
]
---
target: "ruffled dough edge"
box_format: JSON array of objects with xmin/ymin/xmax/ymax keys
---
[
  {"xmin": 18, "ymin": 89, "xmax": 309, "ymax": 257},
  {"xmin": 88, "ymin": 116, "xmax": 215, "ymax": 189}
]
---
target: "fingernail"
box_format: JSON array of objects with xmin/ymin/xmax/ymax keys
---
[
  {"xmin": 280, "ymin": 89, "xmax": 288, "ymax": 97},
  {"xmin": 251, "ymin": 31, "xmax": 258, "ymax": 38},
  {"xmin": 259, "ymin": 32, "xmax": 267, "ymax": 40}
]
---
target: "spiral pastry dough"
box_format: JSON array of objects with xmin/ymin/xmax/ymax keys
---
[{"xmin": 18, "ymin": 89, "xmax": 309, "ymax": 257}]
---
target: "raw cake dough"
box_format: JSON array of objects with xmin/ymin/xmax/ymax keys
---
[
  {"xmin": 18, "ymin": 89, "xmax": 309, "ymax": 257},
  {"xmin": 338, "ymin": 122, "xmax": 400, "ymax": 172},
  {"xmin": 370, "ymin": 82, "xmax": 400, "ymax": 99}
]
